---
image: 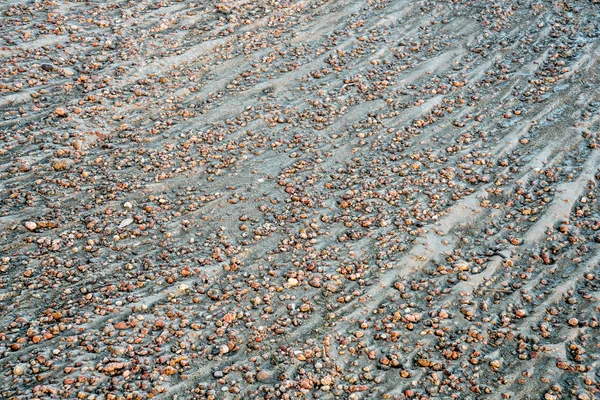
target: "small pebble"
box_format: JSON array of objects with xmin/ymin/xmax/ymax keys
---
[
  {"xmin": 13, "ymin": 364, "xmax": 25, "ymax": 376},
  {"xmin": 256, "ymin": 370, "xmax": 273, "ymax": 382}
]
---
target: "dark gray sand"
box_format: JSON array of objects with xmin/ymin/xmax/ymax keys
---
[{"xmin": 1, "ymin": 0, "xmax": 600, "ymax": 399}]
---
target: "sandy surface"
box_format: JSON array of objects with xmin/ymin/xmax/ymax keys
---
[{"xmin": 1, "ymin": 0, "xmax": 600, "ymax": 399}]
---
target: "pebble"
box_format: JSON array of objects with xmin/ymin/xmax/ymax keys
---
[
  {"xmin": 256, "ymin": 370, "xmax": 273, "ymax": 382},
  {"xmin": 54, "ymin": 107, "xmax": 68, "ymax": 117},
  {"xmin": 13, "ymin": 364, "xmax": 25, "ymax": 376},
  {"xmin": 118, "ymin": 218, "xmax": 134, "ymax": 229},
  {"xmin": 52, "ymin": 159, "xmax": 70, "ymax": 171},
  {"xmin": 515, "ymin": 309, "xmax": 527, "ymax": 318},
  {"xmin": 73, "ymin": 139, "xmax": 84, "ymax": 151},
  {"xmin": 320, "ymin": 376, "xmax": 333, "ymax": 386}
]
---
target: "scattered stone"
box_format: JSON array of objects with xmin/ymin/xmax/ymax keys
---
[
  {"xmin": 118, "ymin": 218, "xmax": 134, "ymax": 229},
  {"xmin": 54, "ymin": 107, "xmax": 68, "ymax": 117},
  {"xmin": 287, "ymin": 277, "xmax": 299, "ymax": 287},
  {"xmin": 13, "ymin": 364, "xmax": 25, "ymax": 376},
  {"xmin": 73, "ymin": 139, "xmax": 84, "ymax": 151},
  {"xmin": 256, "ymin": 370, "xmax": 273, "ymax": 382},
  {"xmin": 490, "ymin": 360, "xmax": 501, "ymax": 370},
  {"xmin": 515, "ymin": 309, "xmax": 527, "ymax": 318},
  {"xmin": 52, "ymin": 159, "xmax": 70, "ymax": 171}
]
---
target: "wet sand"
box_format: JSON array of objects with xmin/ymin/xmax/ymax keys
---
[{"xmin": 1, "ymin": 0, "xmax": 600, "ymax": 399}]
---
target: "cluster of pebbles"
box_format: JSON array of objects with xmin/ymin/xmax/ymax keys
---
[{"xmin": 1, "ymin": 0, "xmax": 600, "ymax": 399}]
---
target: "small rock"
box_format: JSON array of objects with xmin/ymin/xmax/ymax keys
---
[
  {"xmin": 54, "ymin": 107, "xmax": 67, "ymax": 117},
  {"xmin": 455, "ymin": 262, "xmax": 469, "ymax": 271},
  {"xmin": 287, "ymin": 277, "xmax": 299, "ymax": 287},
  {"xmin": 123, "ymin": 201, "xmax": 133, "ymax": 209},
  {"xmin": 52, "ymin": 159, "xmax": 70, "ymax": 171},
  {"xmin": 13, "ymin": 364, "xmax": 25, "ymax": 376},
  {"xmin": 72, "ymin": 139, "xmax": 84, "ymax": 151},
  {"xmin": 256, "ymin": 370, "xmax": 273, "ymax": 382},
  {"xmin": 320, "ymin": 375, "xmax": 333, "ymax": 386},
  {"xmin": 114, "ymin": 321, "xmax": 128, "ymax": 330},
  {"xmin": 25, "ymin": 221, "xmax": 37, "ymax": 231},
  {"xmin": 515, "ymin": 309, "xmax": 527, "ymax": 318},
  {"xmin": 213, "ymin": 371, "xmax": 224, "ymax": 378},
  {"xmin": 223, "ymin": 312, "xmax": 235, "ymax": 324},
  {"xmin": 118, "ymin": 218, "xmax": 134, "ymax": 229}
]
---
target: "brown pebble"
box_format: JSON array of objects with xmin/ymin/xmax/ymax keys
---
[
  {"xmin": 515, "ymin": 309, "xmax": 527, "ymax": 318},
  {"xmin": 73, "ymin": 139, "xmax": 84, "ymax": 151},
  {"xmin": 320, "ymin": 375, "xmax": 333, "ymax": 386},
  {"xmin": 52, "ymin": 159, "xmax": 69, "ymax": 171},
  {"xmin": 114, "ymin": 321, "xmax": 128, "ymax": 330},
  {"xmin": 256, "ymin": 370, "xmax": 273, "ymax": 382}
]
